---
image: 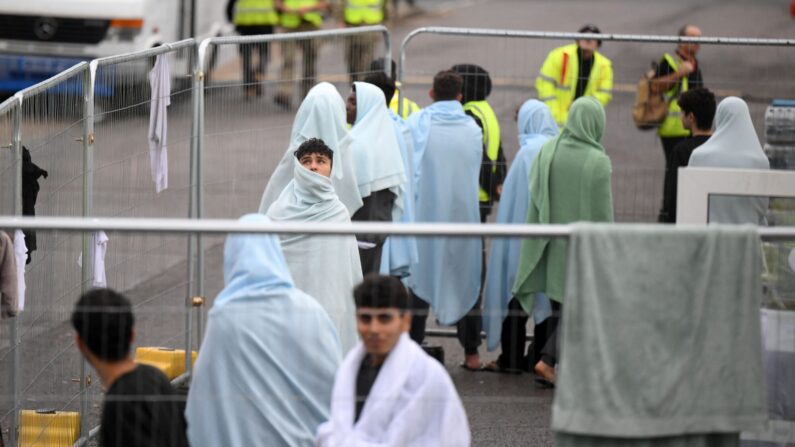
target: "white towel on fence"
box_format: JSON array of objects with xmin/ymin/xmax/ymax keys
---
[
  {"xmin": 93, "ymin": 231, "xmax": 108, "ymax": 287},
  {"xmin": 13, "ymin": 230, "xmax": 26, "ymax": 311},
  {"xmin": 77, "ymin": 231, "xmax": 109, "ymax": 288},
  {"xmin": 148, "ymin": 54, "xmax": 171, "ymax": 194}
]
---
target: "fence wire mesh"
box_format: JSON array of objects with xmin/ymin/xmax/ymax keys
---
[
  {"xmin": 0, "ymin": 99, "xmax": 16, "ymax": 216},
  {"xmin": 399, "ymin": 29, "xmax": 795, "ymax": 223},
  {"xmin": 1, "ymin": 218, "xmax": 794, "ymax": 446},
  {"xmin": 199, "ymin": 27, "xmax": 389, "ymax": 221},
  {"xmin": 92, "ymin": 43, "xmax": 197, "ymax": 375},
  {"xmin": 1, "ymin": 25, "xmax": 795, "ymax": 446},
  {"xmin": 0, "ymin": 65, "xmax": 90, "ymax": 446}
]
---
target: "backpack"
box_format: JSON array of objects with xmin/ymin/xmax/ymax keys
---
[{"xmin": 632, "ymin": 64, "xmax": 669, "ymax": 130}]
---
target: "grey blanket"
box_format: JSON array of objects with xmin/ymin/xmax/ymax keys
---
[{"xmin": 553, "ymin": 224, "xmax": 767, "ymax": 438}]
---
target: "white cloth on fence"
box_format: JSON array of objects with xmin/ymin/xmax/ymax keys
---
[
  {"xmin": 148, "ymin": 54, "xmax": 171, "ymax": 194},
  {"xmin": 266, "ymin": 158, "xmax": 361, "ymax": 353},
  {"xmin": 77, "ymin": 231, "xmax": 109, "ymax": 288},
  {"xmin": 259, "ymin": 82, "xmax": 363, "ymax": 216},
  {"xmin": 13, "ymin": 230, "xmax": 26, "ymax": 311},
  {"xmin": 316, "ymin": 333, "xmax": 471, "ymax": 447},
  {"xmin": 687, "ymin": 97, "xmax": 770, "ymax": 224},
  {"xmin": 93, "ymin": 231, "xmax": 108, "ymax": 287}
]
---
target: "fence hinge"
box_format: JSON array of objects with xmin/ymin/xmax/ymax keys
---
[
  {"xmin": 75, "ymin": 133, "xmax": 95, "ymax": 145},
  {"xmin": 70, "ymin": 375, "xmax": 92, "ymax": 387}
]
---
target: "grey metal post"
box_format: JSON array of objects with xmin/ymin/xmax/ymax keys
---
[
  {"xmin": 397, "ymin": 36, "xmax": 405, "ymax": 118},
  {"xmin": 8, "ymin": 95, "xmax": 22, "ymax": 447},
  {"xmin": 78, "ymin": 63, "xmax": 97, "ymax": 444},
  {"xmin": 186, "ymin": 40, "xmax": 208, "ymax": 374},
  {"xmin": 195, "ymin": 40, "xmax": 209, "ymax": 353}
]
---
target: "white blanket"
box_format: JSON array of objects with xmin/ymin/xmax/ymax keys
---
[
  {"xmin": 267, "ymin": 159, "xmax": 362, "ymax": 353},
  {"xmin": 316, "ymin": 333, "xmax": 470, "ymax": 447},
  {"xmin": 148, "ymin": 54, "xmax": 170, "ymax": 194},
  {"xmin": 13, "ymin": 230, "xmax": 26, "ymax": 311}
]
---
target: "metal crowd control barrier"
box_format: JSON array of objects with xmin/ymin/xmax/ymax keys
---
[
  {"xmin": 0, "ymin": 26, "xmax": 392, "ymax": 446},
  {"xmin": 2, "ymin": 216, "xmax": 794, "ymax": 446},
  {"xmin": 92, "ymin": 38, "xmax": 200, "ymax": 404},
  {"xmin": 397, "ymin": 27, "xmax": 795, "ymax": 222},
  {"xmin": 193, "ymin": 24, "xmax": 390, "ymax": 217},
  {"xmin": 6, "ymin": 62, "xmax": 92, "ymax": 447},
  {"xmin": 191, "ymin": 25, "xmax": 390, "ymax": 354},
  {"xmin": 0, "ymin": 96, "xmax": 20, "ymax": 446},
  {"xmin": 3, "ymin": 25, "xmax": 795, "ymax": 445}
]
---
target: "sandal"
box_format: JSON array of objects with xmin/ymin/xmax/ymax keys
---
[
  {"xmin": 459, "ymin": 362, "xmax": 484, "ymax": 372},
  {"xmin": 483, "ymin": 361, "xmax": 523, "ymax": 375}
]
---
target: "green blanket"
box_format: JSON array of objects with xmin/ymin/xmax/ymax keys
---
[
  {"xmin": 553, "ymin": 224, "xmax": 767, "ymax": 439},
  {"xmin": 512, "ymin": 97, "xmax": 613, "ymax": 314}
]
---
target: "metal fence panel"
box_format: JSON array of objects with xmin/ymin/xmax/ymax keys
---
[
  {"xmin": 398, "ymin": 28, "xmax": 795, "ymax": 223},
  {"xmin": 196, "ymin": 25, "xmax": 391, "ymax": 221},
  {"xmin": 92, "ymin": 42, "xmax": 199, "ymax": 395},
  {"xmin": 0, "ymin": 63, "xmax": 91, "ymax": 446},
  {"xmin": 0, "ymin": 216, "xmax": 793, "ymax": 445},
  {"xmin": 0, "ymin": 98, "xmax": 17, "ymax": 217}
]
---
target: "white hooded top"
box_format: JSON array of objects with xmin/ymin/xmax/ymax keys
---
[
  {"xmin": 267, "ymin": 158, "xmax": 362, "ymax": 353},
  {"xmin": 688, "ymin": 96, "xmax": 770, "ymax": 225},
  {"xmin": 259, "ymin": 82, "xmax": 363, "ymax": 216},
  {"xmin": 349, "ymin": 82, "xmax": 406, "ymax": 220}
]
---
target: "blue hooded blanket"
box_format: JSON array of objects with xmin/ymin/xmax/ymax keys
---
[
  {"xmin": 483, "ymin": 99, "xmax": 557, "ymax": 351},
  {"xmin": 406, "ymin": 100, "xmax": 482, "ymax": 325},
  {"xmin": 379, "ymin": 111, "xmax": 419, "ymax": 282},
  {"xmin": 186, "ymin": 214, "xmax": 342, "ymax": 447}
]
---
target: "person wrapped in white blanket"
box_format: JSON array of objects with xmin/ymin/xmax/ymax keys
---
[{"xmin": 316, "ymin": 274, "xmax": 470, "ymax": 447}]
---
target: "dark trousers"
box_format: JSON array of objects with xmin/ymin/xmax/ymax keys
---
[
  {"xmin": 409, "ymin": 290, "xmax": 482, "ymax": 355},
  {"xmin": 237, "ymin": 25, "xmax": 273, "ymax": 91},
  {"xmin": 496, "ymin": 299, "xmax": 555, "ymax": 372},
  {"xmin": 539, "ymin": 301, "xmax": 562, "ymax": 368},
  {"xmin": 352, "ymin": 190, "xmax": 396, "ymax": 275},
  {"xmin": 658, "ymin": 136, "xmax": 686, "ymax": 220}
]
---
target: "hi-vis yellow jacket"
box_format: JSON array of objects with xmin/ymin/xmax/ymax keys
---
[
  {"xmin": 234, "ymin": 0, "xmax": 279, "ymax": 26},
  {"xmin": 535, "ymin": 43, "xmax": 613, "ymax": 126},
  {"xmin": 344, "ymin": 0, "xmax": 385, "ymax": 25},
  {"xmin": 658, "ymin": 53, "xmax": 691, "ymax": 138},
  {"xmin": 280, "ymin": 0, "xmax": 323, "ymax": 28},
  {"xmin": 390, "ymin": 87, "xmax": 420, "ymax": 119}
]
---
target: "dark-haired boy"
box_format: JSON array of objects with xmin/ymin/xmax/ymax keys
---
[
  {"xmin": 294, "ymin": 137, "xmax": 334, "ymax": 177},
  {"xmin": 659, "ymin": 87, "xmax": 715, "ymax": 223},
  {"xmin": 71, "ymin": 288, "xmax": 188, "ymax": 447},
  {"xmin": 316, "ymin": 275, "xmax": 470, "ymax": 447},
  {"xmin": 406, "ymin": 71, "xmax": 484, "ymax": 371}
]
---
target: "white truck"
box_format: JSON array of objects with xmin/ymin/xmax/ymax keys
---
[{"xmin": 0, "ymin": 0, "xmax": 232, "ymax": 95}]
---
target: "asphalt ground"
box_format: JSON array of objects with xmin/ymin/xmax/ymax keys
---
[{"xmin": 2, "ymin": 1, "xmax": 795, "ymax": 445}]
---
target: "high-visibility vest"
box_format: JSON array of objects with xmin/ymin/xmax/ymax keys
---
[
  {"xmin": 280, "ymin": 0, "xmax": 323, "ymax": 28},
  {"xmin": 535, "ymin": 43, "xmax": 613, "ymax": 126},
  {"xmin": 233, "ymin": 0, "xmax": 279, "ymax": 26},
  {"xmin": 464, "ymin": 100, "xmax": 501, "ymax": 202},
  {"xmin": 658, "ymin": 53, "xmax": 691, "ymax": 138},
  {"xmin": 390, "ymin": 87, "xmax": 420, "ymax": 119},
  {"xmin": 344, "ymin": 0, "xmax": 384, "ymax": 25}
]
